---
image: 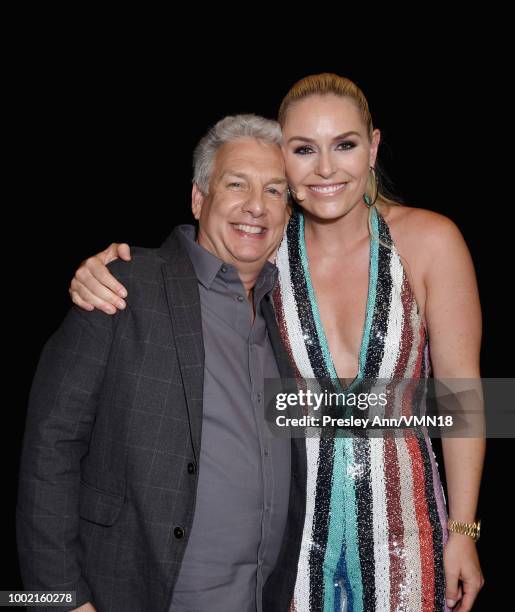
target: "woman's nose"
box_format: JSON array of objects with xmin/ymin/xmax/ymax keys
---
[{"xmin": 316, "ymin": 151, "xmax": 336, "ymax": 178}]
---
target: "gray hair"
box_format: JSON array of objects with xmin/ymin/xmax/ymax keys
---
[{"xmin": 192, "ymin": 114, "xmax": 283, "ymax": 194}]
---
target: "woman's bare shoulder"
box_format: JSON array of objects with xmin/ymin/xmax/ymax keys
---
[{"xmin": 381, "ymin": 204, "xmax": 464, "ymax": 250}]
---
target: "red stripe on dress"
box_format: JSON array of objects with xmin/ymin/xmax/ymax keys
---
[
  {"xmin": 396, "ymin": 274, "xmax": 415, "ymax": 377},
  {"xmin": 405, "ymin": 434, "xmax": 436, "ymax": 612},
  {"xmin": 272, "ymin": 283, "xmax": 303, "ymax": 384},
  {"xmin": 385, "ymin": 272, "xmax": 414, "ymax": 610},
  {"xmin": 403, "ymin": 320, "xmax": 435, "ymax": 612}
]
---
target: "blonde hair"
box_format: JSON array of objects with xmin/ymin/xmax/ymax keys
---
[
  {"xmin": 278, "ymin": 73, "xmax": 373, "ymax": 136},
  {"xmin": 278, "ymin": 73, "xmax": 401, "ymax": 240}
]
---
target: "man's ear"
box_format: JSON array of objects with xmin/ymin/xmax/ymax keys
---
[{"xmin": 191, "ymin": 183, "xmax": 205, "ymax": 220}]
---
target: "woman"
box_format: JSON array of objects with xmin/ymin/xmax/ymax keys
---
[{"xmin": 69, "ymin": 74, "xmax": 484, "ymax": 611}]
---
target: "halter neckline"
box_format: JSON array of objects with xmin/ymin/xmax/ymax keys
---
[{"xmin": 298, "ymin": 207, "xmax": 380, "ymax": 392}]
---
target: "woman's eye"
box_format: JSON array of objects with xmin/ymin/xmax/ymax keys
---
[
  {"xmin": 293, "ymin": 146, "xmax": 314, "ymax": 155},
  {"xmin": 336, "ymin": 140, "xmax": 357, "ymax": 150},
  {"xmin": 293, "ymin": 142, "xmax": 356, "ymax": 155}
]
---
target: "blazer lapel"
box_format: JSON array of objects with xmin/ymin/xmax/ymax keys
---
[{"xmin": 159, "ymin": 230, "xmax": 205, "ymax": 463}]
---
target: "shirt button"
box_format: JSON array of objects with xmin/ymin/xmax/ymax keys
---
[
  {"xmin": 221, "ymin": 265, "xmax": 227, "ymax": 273},
  {"xmin": 173, "ymin": 526, "xmax": 185, "ymax": 540},
  {"xmin": 237, "ymin": 295, "xmax": 244, "ymax": 302},
  {"xmin": 257, "ymin": 392, "xmax": 262, "ymax": 403},
  {"xmin": 187, "ymin": 462, "xmax": 197, "ymax": 474},
  {"xmin": 264, "ymin": 449, "xmax": 269, "ymax": 457}
]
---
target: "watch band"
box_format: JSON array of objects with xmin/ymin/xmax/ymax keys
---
[{"xmin": 448, "ymin": 519, "xmax": 481, "ymax": 542}]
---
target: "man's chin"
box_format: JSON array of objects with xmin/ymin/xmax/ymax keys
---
[{"xmin": 230, "ymin": 249, "xmax": 272, "ymax": 267}]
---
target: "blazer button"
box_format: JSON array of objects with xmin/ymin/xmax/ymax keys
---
[
  {"xmin": 174, "ymin": 526, "xmax": 185, "ymax": 540},
  {"xmin": 187, "ymin": 462, "xmax": 197, "ymax": 474}
]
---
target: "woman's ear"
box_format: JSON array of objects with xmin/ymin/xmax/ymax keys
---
[{"xmin": 370, "ymin": 128, "xmax": 381, "ymax": 167}]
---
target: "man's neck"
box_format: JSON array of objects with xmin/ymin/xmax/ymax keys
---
[{"xmin": 237, "ymin": 267, "xmax": 262, "ymax": 298}]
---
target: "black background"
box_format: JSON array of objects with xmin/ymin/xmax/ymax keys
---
[{"xmin": 3, "ymin": 19, "xmax": 511, "ymax": 611}]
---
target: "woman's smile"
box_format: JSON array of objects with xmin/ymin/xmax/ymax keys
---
[{"xmin": 307, "ymin": 182, "xmax": 348, "ymax": 196}]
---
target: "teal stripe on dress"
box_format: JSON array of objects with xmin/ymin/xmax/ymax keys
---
[
  {"xmin": 325, "ymin": 436, "xmax": 363, "ymax": 612},
  {"xmin": 299, "ymin": 212, "xmax": 380, "ymax": 611},
  {"xmin": 359, "ymin": 208, "xmax": 379, "ymax": 372},
  {"xmin": 298, "ymin": 212, "xmax": 339, "ymax": 381},
  {"xmin": 323, "ymin": 211, "xmax": 380, "ymax": 610}
]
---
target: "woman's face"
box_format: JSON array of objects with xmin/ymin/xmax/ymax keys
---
[{"xmin": 281, "ymin": 94, "xmax": 380, "ymax": 221}]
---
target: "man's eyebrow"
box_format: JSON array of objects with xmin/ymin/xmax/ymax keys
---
[
  {"xmin": 221, "ymin": 172, "xmax": 287, "ymax": 184},
  {"xmin": 221, "ymin": 171, "xmax": 249, "ymax": 180},
  {"xmin": 286, "ymin": 131, "xmax": 362, "ymax": 144}
]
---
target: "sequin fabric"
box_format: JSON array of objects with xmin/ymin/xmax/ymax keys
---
[{"xmin": 272, "ymin": 208, "xmax": 449, "ymax": 612}]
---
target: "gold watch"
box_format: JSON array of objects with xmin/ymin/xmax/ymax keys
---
[{"xmin": 448, "ymin": 519, "xmax": 481, "ymax": 542}]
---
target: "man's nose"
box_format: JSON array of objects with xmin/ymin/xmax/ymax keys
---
[{"xmin": 242, "ymin": 191, "xmax": 265, "ymax": 216}]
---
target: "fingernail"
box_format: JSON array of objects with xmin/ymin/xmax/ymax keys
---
[
  {"xmin": 116, "ymin": 300, "xmax": 126, "ymax": 309},
  {"xmin": 446, "ymin": 599, "xmax": 456, "ymax": 607},
  {"xmin": 119, "ymin": 289, "xmax": 127, "ymax": 298},
  {"xmin": 105, "ymin": 305, "xmax": 116, "ymax": 314}
]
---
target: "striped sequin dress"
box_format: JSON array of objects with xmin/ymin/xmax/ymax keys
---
[{"xmin": 272, "ymin": 207, "xmax": 449, "ymax": 612}]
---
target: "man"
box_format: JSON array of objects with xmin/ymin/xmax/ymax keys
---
[{"xmin": 17, "ymin": 115, "xmax": 305, "ymax": 612}]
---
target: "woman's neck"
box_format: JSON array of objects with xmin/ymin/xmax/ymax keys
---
[{"xmin": 303, "ymin": 202, "xmax": 371, "ymax": 257}]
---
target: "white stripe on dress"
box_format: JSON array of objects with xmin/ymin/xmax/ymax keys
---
[
  {"xmin": 276, "ymin": 234, "xmax": 321, "ymax": 611},
  {"xmin": 398, "ymin": 297, "xmax": 423, "ymax": 611},
  {"xmin": 370, "ymin": 437, "xmax": 390, "ymax": 611},
  {"xmin": 377, "ymin": 250, "xmax": 404, "ymax": 379},
  {"xmin": 369, "ymin": 249, "xmax": 405, "ymax": 610}
]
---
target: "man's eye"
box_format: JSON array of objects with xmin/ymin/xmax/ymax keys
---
[
  {"xmin": 228, "ymin": 182, "xmax": 243, "ymax": 188},
  {"xmin": 266, "ymin": 187, "xmax": 282, "ymax": 196},
  {"xmin": 293, "ymin": 146, "xmax": 314, "ymax": 155}
]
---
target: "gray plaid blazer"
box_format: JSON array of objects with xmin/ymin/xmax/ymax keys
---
[{"xmin": 16, "ymin": 228, "xmax": 307, "ymax": 612}]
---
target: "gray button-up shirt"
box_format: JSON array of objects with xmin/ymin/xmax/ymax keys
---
[{"xmin": 170, "ymin": 226, "xmax": 291, "ymax": 612}]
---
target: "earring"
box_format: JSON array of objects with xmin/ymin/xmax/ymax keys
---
[{"xmin": 363, "ymin": 166, "xmax": 378, "ymax": 208}]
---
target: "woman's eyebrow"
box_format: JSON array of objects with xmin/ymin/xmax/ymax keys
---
[{"xmin": 286, "ymin": 131, "xmax": 361, "ymax": 144}]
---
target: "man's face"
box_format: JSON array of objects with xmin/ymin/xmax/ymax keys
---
[{"xmin": 192, "ymin": 138, "xmax": 289, "ymax": 271}]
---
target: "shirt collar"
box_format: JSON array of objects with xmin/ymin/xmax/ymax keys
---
[
  {"xmin": 177, "ymin": 225, "xmax": 223, "ymax": 289},
  {"xmin": 177, "ymin": 224, "xmax": 278, "ymax": 295}
]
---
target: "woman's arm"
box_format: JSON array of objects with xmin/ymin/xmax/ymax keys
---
[{"xmin": 423, "ymin": 212, "xmax": 485, "ymax": 611}]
